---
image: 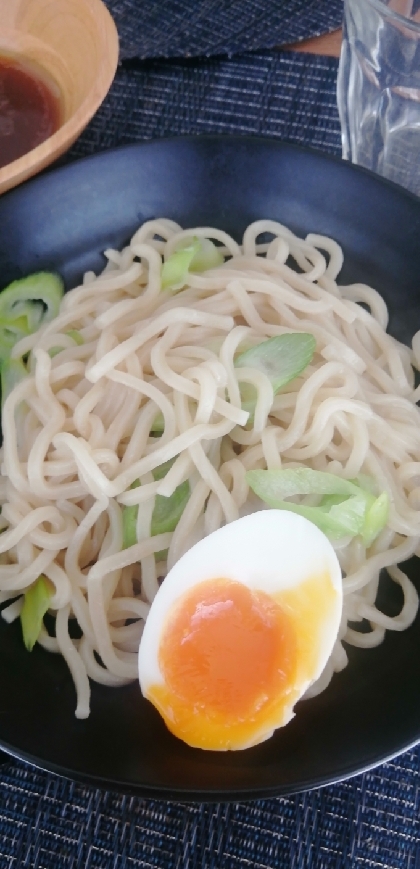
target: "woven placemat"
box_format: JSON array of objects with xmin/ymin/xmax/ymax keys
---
[
  {"xmin": 0, "ymin": 749, "xmax": 419, "ymax": 867},
  {"xmin": 103, "ymin": 0, "xmax": 343, "ymax": 59},
  {"xmin": 69, "ymin": 51, "xmax": 341, "ymax": 160},
  {"xmin": 2, "ymin": 50, "xmax": 419, "ymax": 869}
]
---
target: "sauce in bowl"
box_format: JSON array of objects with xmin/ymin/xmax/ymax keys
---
[{"xmin": 0, "ymin": 55, "xmax": 61, "ymax": 169}]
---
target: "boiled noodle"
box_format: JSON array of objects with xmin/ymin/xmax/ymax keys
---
[{"xmin": 0, "ymin": 217, "xmax": 419, "ymax": 719}]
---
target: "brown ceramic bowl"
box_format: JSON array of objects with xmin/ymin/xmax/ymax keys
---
[{"xmin": 0, "ymin": 0, "xmax": 119, "ymax": 195}]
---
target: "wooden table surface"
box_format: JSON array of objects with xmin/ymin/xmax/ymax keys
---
[{"xmin": 288, "ymin": 28, "xmax": 342, "ymax": 57}]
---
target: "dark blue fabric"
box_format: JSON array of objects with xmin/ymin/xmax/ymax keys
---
[
  {"xmin": 0, "ymin": 749, "xmax": 419, "ymax": 867},
  {"xmin": 103, "ymin": 0, "xmax": 343, "ymax": 60},
  {"xmin": 2, "ymin": 48, "xmax": 419, "ymax": 869},
  {"xmin": 70, "ymin": 52, "xmax": 341, "ymax": 160}
]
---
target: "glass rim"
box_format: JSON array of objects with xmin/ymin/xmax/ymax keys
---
[{"xmin": 356, "ymin": 0, "xmax": 420, "ymax": 33}]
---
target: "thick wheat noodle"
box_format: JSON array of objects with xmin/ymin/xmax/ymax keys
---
[
  {"xmin": 55, "ymin": 604, "xmax": 90, "ymax": 718},
  {"xmin": 86, "ymin": 309, "xmax": 235, "ymax": 383},
  {"xmin": 0, "ymin": 218, "xmax": 419, "ymax": 718}
]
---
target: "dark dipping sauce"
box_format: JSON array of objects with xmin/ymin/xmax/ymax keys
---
[{"xmin": 0, "ymin": 55, "xmax": 61, "ymax": 170}]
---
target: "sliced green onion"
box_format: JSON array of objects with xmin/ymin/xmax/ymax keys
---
[
  {"xmin": 325, "ymin": 494, "xmax": 370, "ymax": 537},
  {"xmin": 161, "ymin": 239, "xmax": 200, "ymax": 291},
  {"xmin": 362, "ymin": 492, "xmax": 390, "ymax": 547},
  {"xmin": 150, "ymin": 412, "xmax": 165, "ymax": 434},
  {"xmin": 0, "ymin": 304, "xmax": 43, "ymax": 341},
  {"xmin": 152, "ymin": 457, "xmax": 177, "ymax": 481},
  {"xmin": 1, "ymin": 356, "xmax": 28, "ymax": 407},
  {"xmin": 318, "ymin": 493, "xmax": 348, "ymax": 511},
  {"xmin": 0, "ymin": 273, "xmax": 63, "ymax": 325},
  {"xmin": 122, "ymin": 480, "xmax": 141, "ymax": 548},
  {"xmin": 250, "ymin": 494, "xmax": 368, "ymax": 539},
  {"xmin": 246, "ymin": 468, "xmax": 361, "ymax": 501},
  {"xmin": 0, "ymin": 313, "xmax": 33, "ymax": 363},
  {"xmin": 66, "ymin": 329, "xmax": 84, "ymax": 346},
  {"xmin": 246, "ymin": 468, "xmax": 388, "ymax": 543},
  {"xmin": 154, "ymin": 549, "xmax": 169, "ymax": 562},
  {"xmin": 0, "ymin": 312, "xmax": 31, "ymax": 335},
  {"xmin": 235, "ymin": 333, "xmax": 316, "ymax": 392},
  {"xmin": 161, "ymin": 237, "xmax": 224, "ymax": 291},
  {"xmin": 151, "ymin": 480, "xmax": 190, "ymax": 536},
  {"xmin": 0, "ymin": 273, "xmax": 64, "ymax": 363},
  {"xmin": 235, "ymin": 333, "xmax": 315, "ymax": 416},
  {"xmin": 20, "ymin": 575, "xmax": 54, "ymax": 651},
  {"xmin": 122, "ymin": 460, "xmax": 190, "ymax": 547},
  {"xmin": 122, "ymin": 504, "xmax": 138, "ymax": 549},
  {"xmin": 189, "ymin": 237, "xmax": 224, "ymax": 272}
]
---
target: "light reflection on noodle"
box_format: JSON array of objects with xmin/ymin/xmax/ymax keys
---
[{"xmin": 0, "ymin": 218, "xmax": 419, "ymax": 717}]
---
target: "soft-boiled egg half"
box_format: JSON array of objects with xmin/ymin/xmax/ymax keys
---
[{"xmin": 138, "ymin": 510, "xmax": 343, "ymax": 751}]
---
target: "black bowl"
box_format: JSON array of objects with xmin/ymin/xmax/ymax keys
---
[{"xmin": 0, "ymin": 136, "xmax": 419, "ymax": 800}]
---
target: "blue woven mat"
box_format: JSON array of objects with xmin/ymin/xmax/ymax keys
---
[
  {"xmin": 2, "ymin": 49, "xmax": 420, "ymax": 868},
  {"xmin": 70, "ymin": 52, "xmax": 341, "ymax": 159},
  {"xmin": 0, "ymin": 750, "xmax": 419, "ymax": 867},
  {"xmin": 104, "ymin": 0, "xmax": 343, "ymax": 60}
]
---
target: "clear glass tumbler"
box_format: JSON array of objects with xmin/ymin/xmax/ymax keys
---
[{"xmin": 337, "ymin": 0, "xmax": 420, "ymax": 196}]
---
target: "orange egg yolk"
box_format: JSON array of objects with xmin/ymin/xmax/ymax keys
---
[
  {"xmin": 145, "ymin": 571, "xmax": 338, "ymax": 750},
  {"xmin": 160, "ymin": 578, "xmax": 296, "ymax": 717},
  {"xmin": 147, "ymin": 578, "xmax": 299, "ymax": 750}
]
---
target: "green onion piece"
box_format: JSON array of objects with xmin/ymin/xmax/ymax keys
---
[
  {"xmin": 161, "ymin": 239, "xmax": 200, "ymax": 290},
  {"xmin": 122, "ymin": 504, "xmax": 138, "ymax": 549},
  {"xmin": 189, "ymin": 237, "xmax": 224, "ymax": 272},
  {"xmin": 161, "ymin": 237, "xmax": 224, "ymax": 291},
  {"xmin": 0, "ymin": 312, "xmax": 31, "ymax": 334},
  {"xmin": 246, "ymin": 468, "xmax": 361, "ymax": 501},
  {"xmin": 0, "ymin": 313, "xmax": 33, "ymax": 363},
  {"xmin": 318, "ymin": 493, "xmax": 348, "ymax": 511},
  {"xmin": 152, "ymin": 457, "xmax": 176, "ymax": 481},
  {"xmin": 0, "ymin": 273, "xmax": 64, "ymax": 363},
  {"xmin": 122, "ymin": 479, "xmax": 141, "ymax": 548},
  {"xmin": 150, "ymin": 412, "xmax": 165, "ymax": 434},
  {"xmin": 234, "ymin": 333, "xmax": 315, "ymax": 417},
  {"xmin": 246, "ymin": 468, "xmax": 388, "ymax": 543},
  {"xmin": 326, "ymin": 494, "xmax": 371, "ymax": 537},
  {"xmin": 20, "ymin": 575, "xmax": 54, "ymax": 651},
  {"xmin": 151, "ymin": 458, "xmax": 190, "ymax": 535},
  {"xmin": 66, "ymin": 329, "xmax": 84, "ymax": 346},
  {"xmin": 236, "ymin": 382, "xmax": 259, "ymax": 417},
  {"xmin": 252, "ymin": 494, "xmax": 368, "ymax": 539},
  {"xmin": 0, "ymin": 273, "xmax": 64, "ymax": 325},
  {"xmin": 155, "ymin": 549, "xmax": 168, "ymax": 562},
  {"xmin": 0, "ymin": 304, "xmax": 43, "ymax": 339},
  {"xmin": 362, "ymin": 492, "xmax": 389, "ymax": 547},
  {"xmin": 122, "ymin": 459, "xmax": 190, "ymax": 547},
  {"xmin": 235, "ymin": 333, "xmax": 316, "ymax": 393},
  {"xmin": 151, "ymin": 480, "xmax": 190, "ymax": 536},
  {"xmin": 1, "ymin": 356, "xmax": 28, "ymax": 407}
]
